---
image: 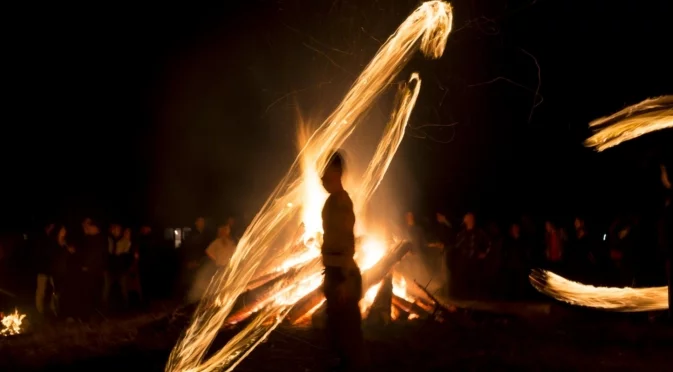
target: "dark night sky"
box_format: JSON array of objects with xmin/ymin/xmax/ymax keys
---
[{"xmin": 3, "ymin": 0, "xmax": 672, "ymax": 230}]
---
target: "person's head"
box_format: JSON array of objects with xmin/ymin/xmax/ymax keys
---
[
  {"xmin": 405, "ymin": 212, "xmax": 415, "ymax": 226},
  {"xmin": 436, "ymin": 212, "xmax": 448, "ymax": 224},
  {"xmin": 140, "ymin": 225, "xmax": 151, "ymax": 235},
  {"xmin": 218, "ymin": 223, "xmax": 231, "ymax": 239},
  {"xmin": 321, "ymin": 151, "xmax": 345, "ymax": 194},
  {"xmin": 195, "ymin": 217, "xmax": 206, "ymax": 233},
  {"xmin": 123, "ymin": 227, "xmax": 132, "ymax": 240},
  {"xmin": 574, "ymin": 217, "xmax": 585, "ymax": 231},
  {"xmin": 226, "ymin": 217, "xmax": 235, "ymax": 228},
  {"xmin": 545, "ymin": 221, "xmax": 556, "ymax": 233},
  {"xmin": 82, "ymin": 217, "xmax": 92, "ymax": 234},
  {"xmin": 510, "ymin": 223, "xmax": 521, "ymax": 239},
  {"xmin": 45, "ymin": 223, "xmax": 55, "ymax": 236},
  {"xmin": 463, "ymin": 213, "xmax": 476, "ymax": 230},
  {"xmin": 110, "ymin": 224, "xmax": 122, "ymax": 238},
  {"xmin": 86, "ymin": 220, "xmax": 100, "ymax": 236},
  {"xmin": 56, "ymin": 225, "xmax": 67, "ymax": 244}
]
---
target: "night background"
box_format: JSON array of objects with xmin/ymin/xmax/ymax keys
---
[{"xmin": 4, "ymin": 0, "xmax": 672, "ymax": 230}]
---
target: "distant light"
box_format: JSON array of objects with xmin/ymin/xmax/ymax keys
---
[
  {"xmin": 603, "ymin": 234, "xmax": 607, "ymax": 241},
  {"xmin": 287, "ymin": 202, "xmax": 293, "ymax": 208},
  {"xmin": 174, "ymin": 230, "xmax": 179, "ymax": 235}
]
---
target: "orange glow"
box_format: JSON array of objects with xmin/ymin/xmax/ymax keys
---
[{"xmin": 167, "ymin": 2, "xmax": 453, "ymax": 371}]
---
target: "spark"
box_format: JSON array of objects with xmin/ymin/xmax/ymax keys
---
[
  {"xmin": 166, "ymin": 2, "xmax": 454, "ymax": 372},
  {"xmin": 530, "ymin": 270, "xmax": 668, "ymax": 312},
  {"xmin": 584, "ymin": 95, "xmax": 673, "ymax": 152}
]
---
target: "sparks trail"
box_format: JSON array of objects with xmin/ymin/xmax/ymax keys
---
[
  {"xmin": 585, "ymin": 95, "xmax": 673, "ymax": 152},
  {"xmin": 530, "ymin": 270, "xmax": 668, "ymax": 312},
  {"xmin": 167, "ymin": 2, "xmax": 454, "ymax": 371},
  {"xmin": 532, "ymin": 96, "xmax": 673, "ymax": 311},
  {"xmin": 519, "ymin": 48, "xmax": 543, "ymax": 122}
]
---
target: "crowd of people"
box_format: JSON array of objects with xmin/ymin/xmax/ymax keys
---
[
  {"xmin": 0, "ymin": 178, "xmax": 670, "ymax": 324},
  {"xmin": 0, "ymin": 216, "xmax": 238, "ymax": 323},
  {"xmin": 403, "ymin": 207, "xmax": 671, "ymax": 307}
]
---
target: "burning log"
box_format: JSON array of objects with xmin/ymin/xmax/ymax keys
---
[
  {"xmin": 365, "ymin": 275, "xmax": 393, "ymax": 325},
  {"xmin": 411, "ymin": 280, "xmax": 456, "ymax": 315},
  {"xmin": 361, "ymin": 241, "xmax": 412, "ymax": 289},
  {"xmin": 286, "ymin": 241, "xmax": 411, "ymax": 323},
  {"xmin": 391, "ymin": 295, "xmax": 430, "ymax": 319},
  {"xmin": 226, "ymin": 258, "xmax": 321, "ymax": 324}
]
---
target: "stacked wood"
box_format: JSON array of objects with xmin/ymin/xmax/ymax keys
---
[{"xmin": 285, "ymin": 241, "xmax": 412, "ymax": 323}]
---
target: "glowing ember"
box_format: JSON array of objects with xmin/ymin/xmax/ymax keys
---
[
  {"xmin": 585, "ymin": 95, "xmax": 672, "ymax": 152},
  {"xmin": 530, "ymin": 270, "xmax": 668, "ymax": 312},
  {"xmin": 1, "ymin": 309, "xmax": 26, "ymax": 336},
  {"xmin": 167, "ymin": 2, "xmax": 453, "ymax": 371}
]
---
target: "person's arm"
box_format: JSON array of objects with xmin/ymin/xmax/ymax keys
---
[
  {"xmin": 205, "ymin": 242, "xmax": 217, "ymax": 263},
  {"xmin": 661, "ymin": 164, "xmax": 671, "ymax": 189}
]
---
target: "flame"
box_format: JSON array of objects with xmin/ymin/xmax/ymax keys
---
[
  {"xmin": 360, "ymin": 282, "xmax": 384, "ymax": 314},
  {"xmin": 167, "ymin": 2, "xmax": 453, "ymax": 371},
  {"xmin": 585, "ymin": 95, "xmax": 673, "ymax": 152},
  {"xmin": 392, "ymin": 271, "xmax": 415, "ymax": 303},
  {"xmin": 1, "ymin": 309, "xmax": 26, "ymax": 336},
  {"xmin": 530, "ymin": 270, "xmax": 668, "ymax": 311}
]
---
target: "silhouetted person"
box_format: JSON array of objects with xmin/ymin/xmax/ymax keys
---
[
  {"xmin": 454, "ymin": 212, "xmax": 490, "ymax": 299},
  {"xmin": 566, "ymin": 217, "xmax": 598, "ymax": 282},
  {"xmin": 78, "ymin": 218, "xmax": 107, "ymax": 319},
  {"xmin": 658, "ymin": 163, "xmax": 672, "ymax": 317},
  {"xmin": 137, "ymin": 225, "xmax": 159, "ymax": 299},
  {"xmin": 320, "ymin": 151, "xmax": 367, "ymax": 371},
  {"xmin": 34, "ymin": 222, "xmax": 55, "ymax": 317},
  {"xmin": 206, "ymin": 223, "xmax": 236, "ymax": 268},
  {"xmin": 180, "ymin": 217, "xmax": 210, "ymax": 298},
  {"xmin": 544, "ymin": 221, "xmax": 565, "ymax": 270},
  {"xmin": 502, "ymin": 223, "xmax": 527, "ymax": 298}
]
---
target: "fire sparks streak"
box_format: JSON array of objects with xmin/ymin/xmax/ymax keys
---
[
  {"xmin": 585, "ymin": 95, "xmax": 673, "ymax": 152},
  {"xmin": 530, "ymin": 270, "xmax": 668, "ymax": 312},
  {"xmin": 166, "ymin": 2, "xmax": 453, "ymax": 372},
  {"xmin": 532, "ymin": 95, "xmax": 672, "ymax": 311},
  {"xmin": 1, "ymin": 309, "xmax": 26, "ymax": 336}
]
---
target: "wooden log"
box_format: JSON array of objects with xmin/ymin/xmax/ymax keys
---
[
  {"xmin": 391, "ymin": 303, "xmax": 409, "ymax": 321},
  {"xmin": 391, "ymin": 294, "xmax": 430, "ymax": 318},
  {"xmin": 286, "ymin": 241, "xmax": 412, "ymax": 323},
  {"xmin": 225, "ymin": 258, "xmax": 321, "ymax": 324},
  {"xmin": 365, "ymin": 274, "xmax": 393, "ymax": 325}
]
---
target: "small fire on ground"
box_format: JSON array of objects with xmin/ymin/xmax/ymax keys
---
[{"xmin": 1, "ymin": 309, "xmax": 26, "ymax": 336}]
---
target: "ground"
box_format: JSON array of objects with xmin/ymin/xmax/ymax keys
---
[{"xmin": 1, "ymin": 302, "xmax": 671, "ymax": 371}]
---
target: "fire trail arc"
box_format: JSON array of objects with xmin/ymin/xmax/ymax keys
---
[
  {"xmin": 531, "ymin": 95, "xmax": 672, "ymax": 311},
  {"xmin": 166, "ymin": 2, "xmax": 454, "ymax": 371}
]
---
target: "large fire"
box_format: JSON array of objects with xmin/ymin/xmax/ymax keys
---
[
  {"xmin": 1, "ymin": 309, "xmax": 26, "ymax": 336},
  {"xmin": 533, "ymin": 95, "xmax": 672, "ymax": 311},
  {"xmin": 167, "ymin": 2, "xmax": 453, "ymax": 371}
]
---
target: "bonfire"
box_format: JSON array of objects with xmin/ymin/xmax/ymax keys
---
[{"xmin": 167, "ymin": 2, "xmax": 455, "ymax": 371}]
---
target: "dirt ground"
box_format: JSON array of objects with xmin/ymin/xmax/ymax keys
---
[{"xmin": 1, "ymin": 303, "xmax": 672, "ymax": 372}]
